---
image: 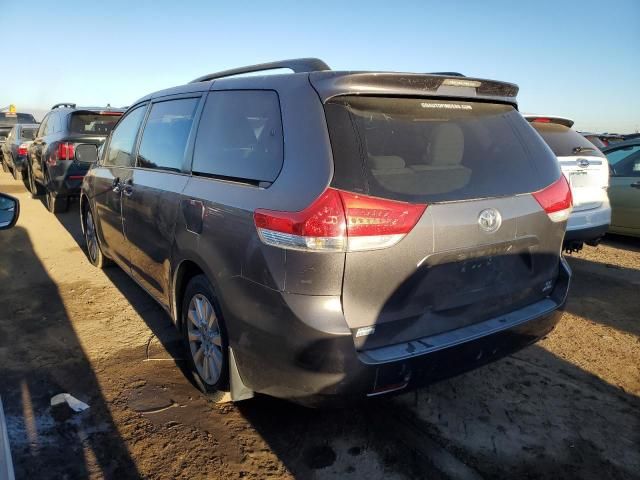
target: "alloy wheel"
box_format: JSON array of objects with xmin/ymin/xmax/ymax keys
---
[
  {"xmin": 85, "ymin": 210, "xmax": 99, "ymax": 262},
  {"xmin": 187, "ymin": 294, "xmax": 223, "ymax": 386}
]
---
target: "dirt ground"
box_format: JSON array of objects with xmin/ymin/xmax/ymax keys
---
[{"xmin": 0, "ymin": 170, "xmax": 638, "ymax": 480}]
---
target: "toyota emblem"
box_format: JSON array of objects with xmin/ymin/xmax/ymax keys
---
[{"xmin": 478, "ymin": 208, "xmax": 502, "ymax": 233}]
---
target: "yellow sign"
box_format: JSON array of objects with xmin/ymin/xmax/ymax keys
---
[{"xmin": 8, "ymin": 104, "xmax": 16, "ymax": 113}]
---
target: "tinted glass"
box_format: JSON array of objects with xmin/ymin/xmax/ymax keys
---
[
  {"xmin": 530, "ymin": 122, "xmax": 605, "ymax": 158},
  {"xmin": 137, "ymin": 98, "xmax": 199, "ymax": 172},
  {"xmin": 0, "ymin": 113, "xmax": 37, "ymax": 125},
  {"xmin": 20, "ymin": 128, "xmax": 37, "ymax": 140},
  {"xmin": 610, "ymin": 150, "xmax": 640, "ymax": 177},
  {"xmin": 584, "ymin": 135, "xmax": 606, "ymax": 149},
  {"xmin": 70, "ymin": 113, "xmax": 122, "ymax": 135},
  {"xmin": 606, "ymin": 144, "xmax": 640, "ymax": 166},
  {"xmin": 192, "ymin": 90, "xmax": 283, "ymax": 182},
  {"xmin": 104, "ymin": 106, "xmax": 146, "ymax": 167},
  {"xmin": 326, "ymin": 96, "xmax": 559, "ymax": 203}
]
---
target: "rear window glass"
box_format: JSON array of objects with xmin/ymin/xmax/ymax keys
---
[
  {"xmin": 0, "ymin": 113, "xmax": 37, "ymax": 125},
  {"xmin": 70, "ymin": 112, "xmax": 121, "ymax": 135},
  {"xmin": 20, "ymin": 127, "xmax": 37, "ymax": 140},
  {"xmin": 583, "ymin": 135, "xmax": 606, "ymax": 149},
  {"xmin": 530, "ymin": 122, "xmax": 604, "ymax": 158},
  {"xmin": 325, "ymin": 97, "xmax": 559, "ymax": 203}
]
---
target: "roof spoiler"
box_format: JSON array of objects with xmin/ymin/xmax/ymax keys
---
[
  {"xmin": 51, "ymin": 103, "xmax": 76, "ymax": 110},
  {"xmin": 310, "ymin": 72, "xmax": 519, "ymax": 105},
  {"xmin": 190, "ymin": 58, "xmax": 331, "ymax": 83},
  {"xmin": 524, "ymin": 115, "xmax": 574, "ymax": 128}
]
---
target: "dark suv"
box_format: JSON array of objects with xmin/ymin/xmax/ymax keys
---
[
  {"xmin": 27, "ymin": 103, "xmax": 124, "ymax": 212},
  {"xmin": 1, "ymin": 123, "xmax": 39, "ymax": 180},
  {"xmin": 79, "ymin": 59, "xmax": 572, "ymax": 405}
]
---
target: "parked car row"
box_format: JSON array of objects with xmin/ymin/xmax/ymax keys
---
[{"xmin": 1, "ymin": 58, "xmax": 636, "ymax": 406}]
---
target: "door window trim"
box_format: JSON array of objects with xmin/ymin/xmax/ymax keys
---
[
  {"xmin": 132, "ymin": 93, "xmax": 204, "ymax": 175},
  {"xmin": 187, "ymin": 89, "xmax": 284, "ymax": 186},
  {"xmin": 100, "ymin": 102, "xmax": 149, "ymax": 168}
]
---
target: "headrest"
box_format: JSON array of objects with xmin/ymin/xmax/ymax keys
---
[
  {"xmin": 430, "ymin": 124, "xmax": 464, "ymax": 166},
  {"xmin": 368, "ymin": 155, "xmax": 406, "ymax": 170}
]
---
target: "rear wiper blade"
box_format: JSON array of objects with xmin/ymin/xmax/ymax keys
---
[{"xmin": 572, "ymin": 146, "xmax": 597, "ymax": 154}]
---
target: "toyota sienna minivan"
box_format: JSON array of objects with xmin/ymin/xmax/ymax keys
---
[{"xmin": 78, "ymin": 58, "xmax": 572, "ymax": 405}]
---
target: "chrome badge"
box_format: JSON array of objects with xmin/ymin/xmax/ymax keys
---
[
  {"xmin": 577, "ymin": 158, "xmax": 590, "ymax": 168},
  {"xmin": 478, "ymin": 208, "xmax": 502, "ymax": 233}
]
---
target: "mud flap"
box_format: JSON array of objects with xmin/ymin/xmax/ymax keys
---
[{"xmin": 217, "ymin": 347, "xmax": 254, "ymax": 403}]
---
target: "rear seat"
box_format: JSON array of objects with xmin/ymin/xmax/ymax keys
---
[{"xmin": 368, "ymin": 124, "xmax": 471, "ymax": 196}]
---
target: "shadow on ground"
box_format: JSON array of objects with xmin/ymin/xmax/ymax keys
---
[
  {"xmin": 0, "ymin": 225, "xmax": 141, "ymax": 479},
  {"xmin": 18, "ymin": 184, "xmax": 640, "ymax": 479}
]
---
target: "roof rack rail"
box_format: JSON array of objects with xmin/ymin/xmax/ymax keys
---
[
  {"xmin": 428, "ymin": 72, "xmax": 465, "ymax": 77},
  {"xmin": 51, "ymin": 103, "xmax": 76, "ymax": 110},
  {"xmin": 190, "ymin": 58, "xmax": 331, "ymax": 83}
]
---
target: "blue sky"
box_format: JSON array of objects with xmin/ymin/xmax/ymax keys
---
[{"xmin": 1, "ymin": 0, "xmax": 638, "ymax": 132}]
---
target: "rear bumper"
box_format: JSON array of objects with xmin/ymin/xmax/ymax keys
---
[
  {"xmin": 565, "ymin": 202, "xmax": 611, "ymax": 242},
  {"xmin": 47, "ymin": 161, "xmax": 88, "ymax": 197},
  {"xmin": 229, "ymin": 257, "xmax": 571, "ymax": 406}
]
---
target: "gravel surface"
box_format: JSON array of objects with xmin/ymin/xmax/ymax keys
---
[{"xmin": 0, "ymin": 170, "xmax": 638, "ymax": 479}]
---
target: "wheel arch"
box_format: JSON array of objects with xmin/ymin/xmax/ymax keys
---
[{"xmin": 172, "ymin": 258, "xmax": 206, "ymax": 328}]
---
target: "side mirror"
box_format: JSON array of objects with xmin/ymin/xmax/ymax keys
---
[
  {"xmin": 0, "ymin": 193, "xmax": 19, "ymax": 230},
  {"xmin": 75, "ymin": 144, "xmax": 99, "ymax": 163}
]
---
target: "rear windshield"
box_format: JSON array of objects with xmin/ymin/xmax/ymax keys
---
[
  {"xmin": 583, "ymin": 135, "xmax": 607, "ymax": 149},
  {"xmin": 530, "ymin": 122, "xmax": 605, "ymax": 158},
  {"xmin": 0, "ymin": 113, "xmax": 37, "ymax": 126},
  {"xmin": 20, "ymin": 127, "xmax": 37, "ymax": 140},
  {"xmin": 325, "ymin": 97, "xmax": 560, "ymax": 203},
  {"xmin": 70, "ymin": 112, "xmax": 121, "ymax": 135}
]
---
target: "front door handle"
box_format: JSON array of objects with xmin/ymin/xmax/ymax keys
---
[{"xmin": 631, "ymin": 181, "xmax": 640, "ymax": 189}]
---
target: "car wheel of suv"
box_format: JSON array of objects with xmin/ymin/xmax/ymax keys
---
[
  {"xmin": 12, "ymin": 165, "xmax": 21, "ymax": 181},
  {"xmin": 45, "ymin": 188, "xmax": 69, "ymax": 213},
  {"xmin": 182, "ymin": 275, "xmax": 229, "ymax": 397},
  {"xmin": 83, "ymin": 206, "xmax": 111, "ymax": 268},
  {"xmin": 27, "ymin": 164, "xmax": 44, "ymax": 198}
]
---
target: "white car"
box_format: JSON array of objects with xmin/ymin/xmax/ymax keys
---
[{"xmin": 525, "ymin": 115, "xmax": 611, "ymax": 251}]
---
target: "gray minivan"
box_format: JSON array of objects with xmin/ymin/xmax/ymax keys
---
[{"xmin": 79, "ymin": 59, "xmax": 572, "ymax": 405}]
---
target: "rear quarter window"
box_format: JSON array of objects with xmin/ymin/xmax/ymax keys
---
[
  {"xmin": 192, "ymin": 90, "xmax": 283, "ymax": 183},
  {"xmin": 325, "ymin": 96, "xmax": 560, "ymax": 203}
]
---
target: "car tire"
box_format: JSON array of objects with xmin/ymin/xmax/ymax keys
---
[
  {"xmin": 11, "ymin": 165, "xmax": 21, "ymax": 181},
  {"xmin": 83, "ymin": 205, "xmax": 112, "ymax": 269},
  {"xmin": 46, "ymin": 188, "xmax": 69, "ymax": 214},
  {"xmin": 181, "ymin": 275, "xmax": 229, "ymax": 398},
  {"xmin": 27, "ymin": 164, "xmax": 44, "ymax": 198}
]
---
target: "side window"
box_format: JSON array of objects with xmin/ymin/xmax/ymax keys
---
[
  {"xmin": 50, "ymin": 113, "xmax": 60, "ymax": 133},
  {"xmin": 38, "ymin": 115, "xmax": 49, "ymax": 137},
  {"xmin": 606, "ymin": 145, "xmax": 640, "ymax": 167},
  {"xmin": 611, "ymin": 151, "xmax": 640, "ymax": 177},
  {"xmin": 137, "ymin": 98, "xmax": 199, "ymax": 172},
  {"xmin": 192, "ymin": 90, "xmax": 283, "ymax": 182},
  {"xmin": 104, "ymin": 105, "xmax": 147, "ymax": 167}
]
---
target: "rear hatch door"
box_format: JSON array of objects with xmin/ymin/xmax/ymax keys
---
[
  {"xmin": 528, "ymin": 120, "xmax": 609, "ymax": 212},
  {"xmin": 325, "ymin": 96, "xmax": 567, "ymax": 350}
]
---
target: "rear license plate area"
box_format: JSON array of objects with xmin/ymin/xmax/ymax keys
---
[{"xmin": 569, "ymin": 171, "xmax": 591, "ymax": 188}]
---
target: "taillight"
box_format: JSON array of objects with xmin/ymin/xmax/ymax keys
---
[
  {"xmin": 48, "ymin": 142, "xmax": 75, "ymax": 166},
  {"xmin": 254, "ymin": 188, "xmax": 426, "ymax": 252},
  {"xmin": 532, "ymin": 175, "xmax": 573, "ymax": 222},
  {"xmin": 18, "ymin": 143, "xmax": 28, "ymax": 156},
  {"xmin": 57, "ymin": 142, "xmax": 75, "ymax": 160}
]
